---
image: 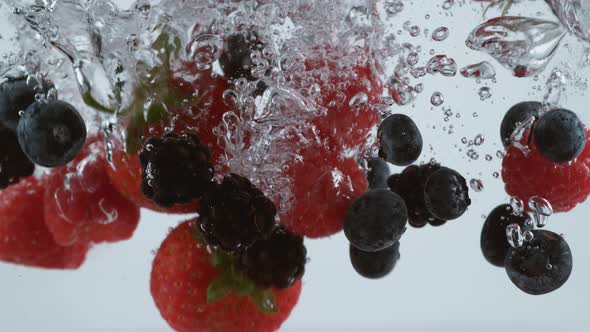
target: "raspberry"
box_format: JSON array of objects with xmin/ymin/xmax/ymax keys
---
[
  {"xmin": 502, "ymin": 129, "xmax": 590, "ymax": 213},
  {"xmin": 199, "ymin": 174, "xmax": 276, "ymax": 252},
  {"xmin": 140, "ymin": 133, "xmax": 214, "ymax": 208},
  {"xmin": 237, "ymin": 226, "xmax": 307, "ymax": 289},
  {"xmin": 0, "ymin": 124, "xmax": 35, "ymax": 189},
  {"xmin": 388, "ymin": 163, "xmax": 446, "ymax": 227}
]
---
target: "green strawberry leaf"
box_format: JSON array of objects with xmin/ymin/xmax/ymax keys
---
[
  {"xmin": 251, "ymin": 289, "xmax": 279, "ymax": 314},
  {"xmin": 207, "ymin": 273, "xmax": 233, "ymax": 304},
  {"xmin": 82, "ymin": 91, "xmax": 116, "ymax": 114},
  {"xmin": 146, "ymin": 101, "xmax": 169, "ymax": 123}
]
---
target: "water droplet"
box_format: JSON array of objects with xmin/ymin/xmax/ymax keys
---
[
  {"xmin": 349, "ymin": 92, "xmax": 368, "ymax": 108},
  {"xmin": 510, "ymin": 196, "xmax": 524, "ymax": 215},
  {"xmin": 460, "ymin": 61, "xmax": 496, "ymax": 79},
  {"xmin": 506, "ymin": 223, "xmax": 525, "ymax": 248},
  {"xmin": 528, "ymin": 196, "xmax": 553, "ymax": 228},
  {"xmin": 431, "ymin": 92, "xmax": 444, "ymax": 106},
  {"xmin": 474, "ymin": 134, "xmax": 485, "ymax": 146},
  {"xmin": 432, "ymin": 27, "xmax": 449, "ymax": 41},
  {"xmin": 478, "ymin": 87, "xmax": 492, "ymax": 100},
  {"xmin": 470, "ymin": 179, "xmax": 484, "ymax": 192}
]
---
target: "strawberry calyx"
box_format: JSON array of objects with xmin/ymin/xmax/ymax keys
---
[{"xmin": 190, "ymin": 226, "xmax": 279, "ymax": 314}]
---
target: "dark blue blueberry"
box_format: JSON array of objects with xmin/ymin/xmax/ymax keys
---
[
  {"xmin": 17, "ymin": 100, "xmax": 86, "ymax": 167},
  {"xmin": 367, "ymin": 158, "xmax": 391, "ymax": 189},
  {"xmin": 349, "ymin": 241, "xmax": 400, "ymax": 279},
  {"xmin": 344, "ymin": 189, "xmax": 408, "ymax": 252},
  {"xmin": 534, "ymin": 108, "xmax": 586, "ymax": 163},
  {"xmin": 424, "ymin": 167, "xmax": 471, "ymax": 220},
  {"xmin": 219, "ymin": 32, "xmax": 263, "ymax": 82},
  {"xmin": 0, "ymin": 124, "xmax": 34, "ymax": 189},
  {"xmin": 0, "ymin": 77, "xmax": 53, "ymax": 131},
  {"xmin": 500, "ymin": 101, "xmax": 542, "ymax": 148},
  {"xmin": 481, "ymin": 204, "xmax": 527, "ymax": 267},
  {"xmin": 378, "ymin": 114, "xmax": 423, "ymax": 166},
  {"xmin": 505, "ymin": 230, "xmax": 572, "ymax": 295}
]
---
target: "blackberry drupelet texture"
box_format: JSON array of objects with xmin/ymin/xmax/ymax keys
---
[
  {"xmin": 199, "ymin": 173, "xmax": 276, "ymax": 252},
  {"xmin": 140, "ymin": 133, "xmax": 214, "ymax": 207},
  {"xmin": 388, "ymin": 163, "xmax": 446, "ymax": 227},
  {"xmin": 237, "ymin": 226, "xmax": 307, "ymax": 289}
]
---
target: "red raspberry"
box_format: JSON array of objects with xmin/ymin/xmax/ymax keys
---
[
  {"xmin": 281, "ymin": 147, "xmax": 368, "ymax": 238},
  {"xmin": 44, "ymin": 138, "xmax": 140, "ymax": 246},
  {"xmin": 502, "ymin": 130, "xmax": 590, "ymax": 213},
  {"xmin": 0, "ymin": 177, "xmax": 89, "ymax": 269}
]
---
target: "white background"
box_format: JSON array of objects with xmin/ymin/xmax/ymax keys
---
[{"xmin": 1, "ymin": 0, "xmax": 589, "ymax": 331}]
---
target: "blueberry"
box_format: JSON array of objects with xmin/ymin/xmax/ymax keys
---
[
  {"xmin": 17, "ymin": 100, "xmax": 86, "ymax": 167},
  {"xmin": 480, "ymin": 204, "xmax": 527, "ymax": 267},
  {"xmin": 219, "ymin": 32, "xmax": 263, "ymax": 82},
  {"xmin": 424, "ymin": 167, "xmax": 471, "ymax": 220},
  {"xmin": 349, "ymin": 241, "xmax": 400, "ymax": 279},
  {"xmin": 505, "ymin": 230, "xmax": 572, "ymax": 295},
  {"xmin": 367, "ymin": 158, "xmax": 391, "ymax": 189},
  {"xmin": 500, "ymin": 101, "xmax": 542, "ymax": 148},
  {"xmin": 378, "ymin": 114, "xmax": 423, "ymax": 166},
  {"xmin": 0, "ymin": 124, "xmax": 35, "ymax": 189},
  {"xmin": 344, "ymin": 189, "xmax": 408, "ymax": 252},
  {"xmin": 0, "ymin": 77, "xmax": 53, "ymax": 131},
  {"xmin": 534, "ymin": 108, "xmax": 586, "ymax": 163}
]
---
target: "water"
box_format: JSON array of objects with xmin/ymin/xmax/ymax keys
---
[{"xmin": 2, "ymin": 0, "xmax": 590, "ymax": 330}]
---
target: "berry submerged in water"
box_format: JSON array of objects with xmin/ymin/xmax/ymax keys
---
[
  {"xmin": 378, "ymin": 114, "xmax": 423, "ymax": 166},
  {"xmin": 0, "ymin": 77, "xmax": 53, "ymax": 131},
  {"xmin": 0, "ymin": 124, "xmax": 35, "ymax": 189},
  {"xmin": 344, "ymin": 189, "xmax": 408, "ymax": 252},
  {"xmin": 366, "ymin": 158, "xmax": 391, "ymax": 190},
  {"xmin": 500, "ymin": 101, "xmax": 542, "ymax": 148},
  {"xmin": 349, "ymin": 241, "xmax": 400, "ymax": 279},
  {"xmin": 424, "ymin": 167, "xmax": 471, "ymax": 221},
  {"xmin": 16, "ymin": 100, "xmax": 86, "ymax": 168},
  {"xmin": 505, "ymin": 230, "xmax": 572, "ymax": 295},
  {"xmin": 480, "ymin": 204, "xmax": 528, "ymax": 267},
  {"xmin": 219, "ymin": 32, "xmax": 264, "ymax": 82},
  {"xmin": 533, "ymin": 108, "xmax": 586, "ymax": 163}
]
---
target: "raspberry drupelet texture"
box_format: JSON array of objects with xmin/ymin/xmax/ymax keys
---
[
  {"xmin": 388, "ymin": 163, "xmax": 446, "ymax": 227},
  {"xmin": 199, "ymin": 173, "xmax": 277, "ymax": 252},
  {"xmin": 139, "ymin": 132, "xmax": 214, "ymax": 208},
  {"xmin": 502, "ymin": 129, "xmax": 590, "ymax": 213},
  {"xmin": 0, "ymin": 124, "xmax": 35, "ymax": 189},
  {"xmin": 237, "ymin": 226, "xmax": 307, "ymax": 289}
]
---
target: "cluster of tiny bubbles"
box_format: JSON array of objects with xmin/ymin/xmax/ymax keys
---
[{"xmin": 505, "ymin": 195, "xmax": 554, "ymax": 249}]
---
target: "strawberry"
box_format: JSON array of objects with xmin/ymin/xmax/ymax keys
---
[
  {"xmin": 44, "ymin": 137, "xmax": 140, "ymax": 246},
  {"xmin": 151, "ymin": 219, "xmax": 302, "ymax": 332},
  {"xmin": 0, "ymin": 177, "xmax": 89, "ymax": 269},
  {"xmin": 502, "ymin": 129, "xmax": 590, "ymax": 213}
]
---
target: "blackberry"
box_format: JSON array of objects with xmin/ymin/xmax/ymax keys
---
[
  {"xmin": 199, "ymin": 173, "xmax": 276, "ymax": 252},
  {"xmin": 533, "ymin": 108, "xmax": 586, "ymax": 163},
  {"xmin": 387, "ymin": 163, "xmax": 446, "ymax": 227},
  {"xmin": 349, "ymin": 241, "xmax": 400, "ymax": 279},
  {"xmin": 17, "ymin": 100, "xmax": 86, "ymax": 167},
  {"xmin": 378, "ymin": 114, "xmax": 423, "ymax": 166},
  {"xmin": 480, "ymin": 204, "xmax": 528, "ymax": 267},
  {"xmin": 424, "ymin": 167, "xmax": 471, "ymax": 220},
  {"xmin": 0, "ymin": 124, "xmax": 35, "ymax": 189},
  {"xmin": 505, "ymin": 230, "xmax": 572, "ymax": 295},
  {"xmin": 237, "ymin": 226, "xmax": 306, "ymax": 289},
  {"xmin": 366, "ymin": 158, "xmax": 391, "ymax": 190},
  {"xmin": 344, "ymin": 189, "xmax": 408, "ymax": 252},
  {"xmin": 140, "ymin": 133, "xmax": 213, "ymax": 207},
  {"xmin": 219, "ymin": 32, "xmax": 264, "ymax": 82},
  {"xmin": 500, "ymin": 101, "xmax": 542, "ymax": 148},
  {"xmin": 0, "ymin": 77, "xmax": 53, "ymax": 131}
]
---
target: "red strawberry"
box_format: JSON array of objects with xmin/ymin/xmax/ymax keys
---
[
  {"xmin": 151, "ymin": 219, "xmax": 302, "ymax": 332},
  {"xmin": 0, "ymin": 177, "xmax": 89, "ymax": 269},
  {"xmin": 106, "ymin": 67, "xmax": 231, "ymax": 213},
  {"xmin": 44, "ymin": 138, "xmax": 140, "ymax": 246},
  {"xmin": 502, "ymin": 129, "xmax": 590, "ymax": 213},
  {"xmin": 281, "ymin": 147, "xmax": 368, "ymax": 238}
]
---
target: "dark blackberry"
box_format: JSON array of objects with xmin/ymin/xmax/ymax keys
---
[
  {"xmin": 480, "ymin": 204, "xmax": 528, "ymax": 267},
  {"xmin": 219, "ymin": 32, "xmax": 264, "ymax": 82},
  {"xmin": 199, "ymin": 173, "xmax": 276, "ymax": 252},
  {"xmin": 534, "ymin": 108, "xmax": 586, "ymax": 163},
  {"xmin": 424, "ymin": 167, "xmax": 471, "ymax": 220},
  {"xmin": 17, "ymin": 100, "xmax": 86, "ymax": 167},
  {"xmin": 237, "ymin": 226, "xmax": 306, "ymax": 289},
  {"xmin": 349, "ymin": 241, "xmax": 400, "ymax": 279},
  {"xmin": 387, "ymin": 163, "xmax": 446, "ymax": 227},
  {"xmin": 0, "ymin": 76, "xmax": 53, "ymax": 131},
  {"xmin": 0, "ymin": 124, "xmax": 35, "ymax": 189},
  {"xmin": 344, "ymin": 189, "xmax": 408, "ymax": 252},
  {"xmin": 139, "ymin": 133, "xmax": 213, "ymax": 207},
  {"xmin": 505, "ymin": 230, "xmax": 572, "ymax": 295}
]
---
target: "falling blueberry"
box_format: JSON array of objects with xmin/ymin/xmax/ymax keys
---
[
  {"xmin": 424, "ymin": 167, "xmax": 471, "ymax": 220},
  {"xmin": 500, "ymin": 101, "xmax": 542, "ymax": 148},
  {"xmin": 378, "ymin": 114, "xmax": 423, "ymax": 166},
  {"xmin": 17, "ymin": 100, "xmax": 87, "ymax": 167},
  {"xmin": 0, "ymin": 77, "xmax": 53, "ymax": 131},
  {"xmin": 534, "ymin": 108, "xmax": 586, "ymax": 163},
  {"xmin": 367, "ymin": 158, "xmax": 391, "ymax": 190},
  {"xmin": 481, "ymin": 204, "xmax": 528, "ymax": 267},
  {"xmin": 349, "ymin": 241, "xmax": 400, "ymax": 279}
]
